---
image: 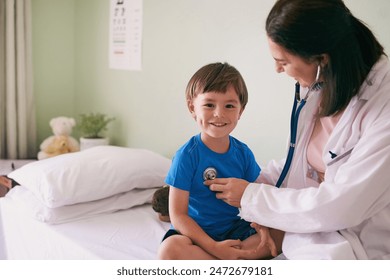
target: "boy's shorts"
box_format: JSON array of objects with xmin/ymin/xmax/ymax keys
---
[{"xmin": 162, "ymin": 219, "xmax": 256, "ymax": 242}]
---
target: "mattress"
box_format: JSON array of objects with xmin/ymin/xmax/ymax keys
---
[
  {"xmin": 1, "ymin": 159, "xmax": 36, "ymax": 259},
  {"xmin": 0, "ymin": 196, "xmax": 170, "ymax": 259}
]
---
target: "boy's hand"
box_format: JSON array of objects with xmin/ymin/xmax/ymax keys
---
[
  {"xmin": 210, "ymin": 239, "xmax": 243, "ymax": 259},
  {"xmin": 210, "ymin": 239, "xmax": 268, "ymax": 260}
]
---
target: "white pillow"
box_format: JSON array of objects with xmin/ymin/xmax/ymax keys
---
[
  {"xmin": 8, "ymin": 146, "xmax": 171, "ymax": 208},
  {"xmin": 6, "ymin": 185, "xmax": 158, "ymax": 224}
]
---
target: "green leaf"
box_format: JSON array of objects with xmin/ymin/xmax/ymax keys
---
[{"xmin": 77, "ymin": 113, "xmax": 115, "ymax": 138}]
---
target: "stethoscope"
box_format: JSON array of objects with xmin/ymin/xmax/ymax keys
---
[
  {"xmin": 203, "ymin": 66, "xmax": 322, "ymax": 187},
  {"xmin": 275, "ymin": 66, "xmax": 323, "ymax": 188},
  {"xmin": 203, "ymin": 167, "xmax": 218, "ymax": 180}
]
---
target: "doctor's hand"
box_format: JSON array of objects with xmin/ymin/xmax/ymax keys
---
[
  {"xmin": 204, "ymin": 178, "xmax": 249, "ymax": 208},
  {"xmin": 250, "ymin": 223, "xmax": 278, "ymax": 257}
]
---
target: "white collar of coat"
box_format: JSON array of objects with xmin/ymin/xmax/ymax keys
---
[{"xmin": 357, "ymin": 55, "xmax": 390, "ymax": 101}]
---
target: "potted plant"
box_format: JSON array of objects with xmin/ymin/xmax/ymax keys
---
[{"xmin": 77, "ymin": 113, "xmax": 115, "ymax": 150}]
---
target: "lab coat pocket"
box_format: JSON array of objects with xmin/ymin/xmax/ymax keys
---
[
  {"xmin": 326, "ymin": 147, "xmax": 354, "ymax": 167},
  {"xmin": 325, "ymin": 146, "xmax": 355, "ymax": 182}
]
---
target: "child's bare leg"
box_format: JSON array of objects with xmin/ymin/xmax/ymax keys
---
[{"xmin": 158, "ymin": 234, "xmax": 217, "ymax": 260}]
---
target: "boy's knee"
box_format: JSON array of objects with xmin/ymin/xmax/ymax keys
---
[
  {"xmin": 158, "ymin": 235, "xmax": 191, "ymax": 260},
  {"xmin": 158, "ymin": 238, "xmax": 179, "ymax": 260}
]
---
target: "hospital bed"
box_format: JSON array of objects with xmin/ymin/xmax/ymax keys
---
[{"xmin": 0, "ymin": 146, "xmax": 171, "ymax": 259}]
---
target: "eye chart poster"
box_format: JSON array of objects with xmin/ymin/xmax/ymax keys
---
[{"xmin": 109, "ymin": 0, "xmax": 143, "ymax": 70}]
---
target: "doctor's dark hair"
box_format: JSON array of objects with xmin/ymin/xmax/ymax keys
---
[
  {"xmin": 266, "ymin": 0, "xmax": 385, "ymax": 116},
  {"xmin": 185, "ymin": 62, "xmax": 248, "ymax": 109}
]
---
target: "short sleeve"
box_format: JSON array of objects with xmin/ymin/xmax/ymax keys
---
[{"xmin": 165, "ymin": 149, "xmax": 196, "ymax": 191}]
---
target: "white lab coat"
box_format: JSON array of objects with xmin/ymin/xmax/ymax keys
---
[{"xmin": 240, "ymin": 56, "xmax": 390, "ymax": 259}]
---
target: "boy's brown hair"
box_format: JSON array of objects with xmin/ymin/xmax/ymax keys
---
[{"xmin": 185, "ymin": 62, "xmax": 248, "ymax": 109}]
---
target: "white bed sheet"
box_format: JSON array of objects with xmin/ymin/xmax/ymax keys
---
[
  {"xmin": 0, "ymin": 196, "xmax": 170, "ymax": 259},
  {"xmin": 0, "ymin": 206, "xmax": 6, "ymax": 259}
]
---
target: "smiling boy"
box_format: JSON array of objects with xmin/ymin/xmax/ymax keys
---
[{"xmin": 158, "ymin": 63, "xmax": 276, "ymax": 260}]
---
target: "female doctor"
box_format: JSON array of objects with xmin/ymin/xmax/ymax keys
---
[{"xmin": 206, "ymin": 0, "xmax": 390, "ymax": 259}]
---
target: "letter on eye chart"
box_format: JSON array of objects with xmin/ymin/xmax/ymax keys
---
[{"xmin": 109, "ymin": 0, "xmax": 143, "ymax": 71}]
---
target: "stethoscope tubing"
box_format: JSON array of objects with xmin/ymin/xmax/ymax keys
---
[
  {"xmin": 275, "ymin": 79, "xmax": 322, "ymax": 188},
  {"xmin": 275, "ymin": 83, "xmax": 306, "ymax": 188}
]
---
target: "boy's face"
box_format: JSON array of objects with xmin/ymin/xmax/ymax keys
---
[{"xmin": 188, "ymin": 86, "xmax": 243, "ymax": 141}]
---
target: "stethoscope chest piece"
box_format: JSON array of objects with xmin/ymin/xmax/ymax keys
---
[{"xmin": 203, "ymin": 167, "xmax": 217, "ymax": 180}]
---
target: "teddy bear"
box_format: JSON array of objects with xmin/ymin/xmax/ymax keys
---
[
  {"xmin": 37, "ymin": 116, "xmax": 80, "ymax": 160},
  {"xmin": 41, "ymin": 135, "xmax": 72, "ymax": 157},
  {"xmin": 151, "ymin": 185, "xmax": 170, "ymax": 222}
]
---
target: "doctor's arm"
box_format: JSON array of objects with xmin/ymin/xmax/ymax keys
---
[{"xmin": 241, "ymin": 117, "xmax": 390, "ymax": 233}]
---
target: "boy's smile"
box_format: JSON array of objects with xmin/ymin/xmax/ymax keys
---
[{"xmin": 188, "ymin": 85, "xmax": 243, "ymax": 152}]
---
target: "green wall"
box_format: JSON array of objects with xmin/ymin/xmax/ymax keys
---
[
  {"xmin": 32, "ymin": 0, "xmax": 75, "ymax": 143},
  {"xmin": 32, "ymin": 0, "xmax": 390, "ymax": 161}
]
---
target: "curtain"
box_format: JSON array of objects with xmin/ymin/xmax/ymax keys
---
[{"xmin": 0, "ymin": 0, "xmax": 36, "ymax": 159}]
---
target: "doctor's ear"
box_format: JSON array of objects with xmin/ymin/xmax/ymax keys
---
[{"xmin": 317, "ymin": 54, "xmax": 329, "ymax": 67}]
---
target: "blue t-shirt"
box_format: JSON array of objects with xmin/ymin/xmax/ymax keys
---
[{"xmin": 165, "ymin": 134, "xmax": 261, "ymax": 238}]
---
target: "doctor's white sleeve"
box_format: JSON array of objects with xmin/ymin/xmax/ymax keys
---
[
  {"xmin": 241, "ymin": 111, "xmax": 390, "ymax": 234},
  {"xmin": 256, "ymin": 158, "xmax": 286, "ymax": 185}
]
